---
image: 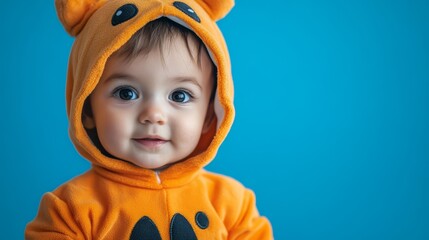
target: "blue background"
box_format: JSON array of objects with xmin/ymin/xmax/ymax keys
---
[{"xmin": 1, "ymin": 0, "xmax": 428, "ymax": 239}]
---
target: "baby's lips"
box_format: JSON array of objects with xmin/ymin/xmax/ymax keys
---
[
  {"xmin": 134, "ymin": 138, "xmax": 169, "ymax": 148},
  {"xmin": 139, "ymin": 135, "xmax": 168, "ymax": 141}
]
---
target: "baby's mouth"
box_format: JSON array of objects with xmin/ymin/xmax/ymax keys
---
[{"xmin": 133, "ymin": 137, "xmax": 169, "ymax": 148}]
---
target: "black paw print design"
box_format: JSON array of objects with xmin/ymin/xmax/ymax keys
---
[{"xmin": 129, "ymin": 211, "xmax": 209, "ymax": 240}]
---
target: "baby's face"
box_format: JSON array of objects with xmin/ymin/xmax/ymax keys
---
[{"xmin": 89, "ymin": 36, "xmax": 214, "ymax": 169}]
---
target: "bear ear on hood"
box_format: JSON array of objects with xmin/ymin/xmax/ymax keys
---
[
  {"xmin": 194, "ymin": 0, "xmax": 234, "ymax": 21},
  {"xmin": 55, "ymin": 0, "xmax": 107, "ymax": 36}
]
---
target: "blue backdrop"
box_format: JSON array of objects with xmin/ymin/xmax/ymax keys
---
[{"xmin": 1, "ymin": 0, "xmax": 428, "ymax": 239}]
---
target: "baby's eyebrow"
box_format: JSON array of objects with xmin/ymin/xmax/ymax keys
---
[
  {"xmin": 103, "ymin": 73, "xmax": 137, "ymax": 83},
  {"xmin": 172, "ymin": 77, "xmax": 202, "ymax": 91}
]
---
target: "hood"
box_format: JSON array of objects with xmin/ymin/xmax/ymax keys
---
[{"xmin": 55, "ymin": 0, "xmax": 235, "ymax": 189}]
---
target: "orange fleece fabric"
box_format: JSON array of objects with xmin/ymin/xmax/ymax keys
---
[{"xmin": 25, "ymin": 0, "xmax": 273, "ymax": 239}]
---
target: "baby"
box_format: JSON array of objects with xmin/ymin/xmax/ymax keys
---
[{"xmin": 26, "ymin": 0, "xmax": 273, "ymax": 239}]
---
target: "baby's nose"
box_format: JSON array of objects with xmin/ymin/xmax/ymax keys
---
[{"xmin": 138, "ymin": 102, "xmax": 167, "ymax": 125}]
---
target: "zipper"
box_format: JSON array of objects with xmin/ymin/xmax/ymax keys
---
[{"xmin": 155, "ymin": 170, "xmax": 161, "ymax": 184}]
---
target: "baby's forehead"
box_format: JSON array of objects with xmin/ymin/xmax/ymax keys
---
[
  {"xmin": 116, "ymin": 39, "xmax": 212, "ymax": 72},
  {"xmin": 102, "ymin": 43, "xmax": 214, "ymax": 85}
]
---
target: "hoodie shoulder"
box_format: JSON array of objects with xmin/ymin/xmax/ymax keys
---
[{"xmin": 198, "ymin": 170, "xmax": 273, "ymax": 239}]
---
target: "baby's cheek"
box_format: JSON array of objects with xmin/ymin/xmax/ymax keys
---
[
  {"xmin": 100, "ymin": 118, "xmax": 129, "ymax": 149},
  {"xmin": 174, "ymin": 114, "xmax": 205, "ymax": 147}
]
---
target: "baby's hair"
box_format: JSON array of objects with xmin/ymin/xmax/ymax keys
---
[{"xmin": 114, "ymin": 17, "xmax": 207, "ymax": 68}]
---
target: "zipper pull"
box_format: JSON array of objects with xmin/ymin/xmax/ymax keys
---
[{"xmin": 155, "ymin": 170, "xmax": 161, "ymax": 184}]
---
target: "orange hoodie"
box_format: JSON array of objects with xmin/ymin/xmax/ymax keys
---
[{"xmin": 25, "ymin": 0, "xmax": 273, "ymax": 239}]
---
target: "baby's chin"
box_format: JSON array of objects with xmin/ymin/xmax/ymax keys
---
[
  {"xmin": 106, "ymin": 148, "xmax": 194, "ymax": 170},
  {"xmin": 124, "ymin": 156, "xmax": 182, "ymax": 170}
]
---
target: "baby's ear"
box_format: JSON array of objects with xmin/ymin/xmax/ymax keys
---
[
  {"xmin": 55, "ymin": 0, "xmax": 107, "ymax": 36},
  {"xmin": 202, "ymin": 101, "xmax": 216, "ymax": 134},
  {"xmin": 195, "ymin": 0, "xmax": 234, "ymax": 21},
  {"xmin": 82, "ymin": 114, "xmax": 95, "ymax": 129},
  {"xmin": 82, "ymin": 98, "xmax": 95, "ymax": 129}
]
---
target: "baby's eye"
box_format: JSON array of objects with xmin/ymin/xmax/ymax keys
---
[
  {"xmin": 113, "ymin": 87, "xmax": 139, "ymax": 100},
  {"xmin": 169, "ymin": 90, "xmax": 192, "ymax": 103}
]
